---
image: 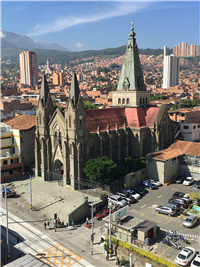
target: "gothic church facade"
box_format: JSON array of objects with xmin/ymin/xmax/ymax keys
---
[{"xmin": 35, "ymin": 23, "xmax": 174, "ymax": 189}]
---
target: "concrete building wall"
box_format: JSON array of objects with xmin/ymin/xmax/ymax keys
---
[
  {"xmin": 124, "ymin": 169, "xmax": 147, "ymax": 189},
  {"xmin": 20, "ymin": 126, "xmax": 36, "ymax": 166},
  {"xmin": 163, "ymin": 54, "xmax": 179, "ymax": 89},
  {"xmin": 180, "ymin": 122, "xmax": 200, "ymax": 142},
  {"xmin": 146, "ymin": 159, "xmax": 165, "ymax": 183}
]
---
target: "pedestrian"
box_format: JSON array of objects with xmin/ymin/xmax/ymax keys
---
[
  {"xmin": 2, "ymin": 191, "xmax": 5, "ymax": 199},
  {"xmin": 44, "ymin": 222, "xmax": 46, "ymax": 230},
  {"xmin": 47, "ymin": 221, "xmax": 50, "ymax": 230},
  {"xmin": 86, "ymin": 217, "xmax": 89, "ymax": 225},
  {"xmin": 57, "ymin": 217, "xmax": 60, "ymax": 227}
]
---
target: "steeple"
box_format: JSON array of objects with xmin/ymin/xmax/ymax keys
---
[
  {"xmin": 69, "ymin": 72, "xmax": 80, "ymax": 108},
  {"xmin": 40, "ymin": 74, "xmax": 50, "ymax": 107},
  {"xmin": 117, "ymin": 22, "xmax": 146, "ymax": 91}
]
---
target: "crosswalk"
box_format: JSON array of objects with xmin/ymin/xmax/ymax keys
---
[{"xmin": 1, "ymin": 207, "xmax": 95, "ymax": 267}]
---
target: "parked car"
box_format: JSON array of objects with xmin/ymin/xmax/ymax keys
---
[
  {"xmin": 183, "ymin": 177, "xmax": 194, "ymax": 186},
  {"xmin": 183, "ymin": 215, "xmax": 197, "ymax": 228},
  {"xmin": 123, "ymin": 189, "xmax": 140, "ymax": 200},
  {"xmin": 142, "ymin": 180, "xmax": 157, "ymax": 190},
  {"xmin": 192, "ymin": 198, "xmax": 200, "ymax": 206},
  {"xmin": 134, "ymin": 187, "xmax": 145, "ymax": 195},
  {"xmin": 191, "ymin": 255, "xmax": 200, "ymax": 267},
  {"xmin": 148, "ymin": 179, "xmax": 161, "ymax": 187},
  {"xmin": 168, "ymin": 198, "xmax": 188, "ymax": 209},
  {"xmin": 182, "ymin": 194, "xmax": 193, "ymax": 204},
  {"xmin": 175, "ymin": 175, "xmax": 185, "ymax": 184},
  {"xmin": 194, "ymin": 179, "xmax": 200, "ymax": 189},
  {"xmin": 165, "ymin": 203, "xmax": 181, "ymax": 212},
  {"xmin": 175, "ymin": 247, "xmax": 196, "ymax": 266},
  {"xmin": 107, "ymin": 195, "xmax": 127, "ymax": 207},
  {"xmin": 117, "ymin": 192, "xmax": 136, "ymax": 204},
  {"xmin": 96, "ymin": 209, "xmax": 112, "ymax": 220},
  {"xmin": 155, "ymin": 205, "xmax": 176, "ymax": 216},
  {"xmin": 171, "ymin": 191, "xmax": 185, "ymax": 199}
]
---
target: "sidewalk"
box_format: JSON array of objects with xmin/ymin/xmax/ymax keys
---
[{"xmin": 1, "ymin": 176, "xmax": 117, "ymax": 267}]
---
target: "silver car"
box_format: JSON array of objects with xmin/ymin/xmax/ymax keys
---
[
  {"xmin": 155, "ymin": 205, "xmax": 176, "ymax": 216},
  {"xmin": 183, "ymin": 215, "xmax": 197, "ymax": 228}
]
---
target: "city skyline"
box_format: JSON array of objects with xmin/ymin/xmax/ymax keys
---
[{"xmin": 1, "ymin": 1, "xmax": 199, "ymax": 52}]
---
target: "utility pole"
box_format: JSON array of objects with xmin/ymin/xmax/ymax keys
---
[
  {"xmin": 91, "ymin": 198, "xmax": 94, "ymax": 255},
  {"xmin": 5, "ymin": 184, "xmax": 11, "ymax": 262},
  {"xmin": 130, "ymin": 253, "xmax": 132, "ymax": 267},
  {"xmin": 109, "ymin": 204, "xmax": 112, "ymax": 258}
]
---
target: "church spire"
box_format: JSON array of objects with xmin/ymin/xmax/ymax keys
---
[
  {"xmin": 117, "ymin": 22, "xmax": 146, "ymax": 91},
  {"xmin": 70, "ymin": 72, "xmax": 80, "ymax": 108},
  {"xmin": 40, "ymin": 74, "xmax": 50, "ymax": 107}
]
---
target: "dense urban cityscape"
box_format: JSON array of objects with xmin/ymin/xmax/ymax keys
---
[{"xmin": 1, "ymin": 6, "xmax": 200, "ymax": 267}]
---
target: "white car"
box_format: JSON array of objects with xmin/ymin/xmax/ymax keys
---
[
  {"xmin": 183, "ymin": 177, "xmax": 194, "ymax": 186},
  {"xmin": 149, "ymin": 179, "xmax": 161, "ymax": 187},
  {"xmin": 175, "ymin": 247, "xmax": 196, "ymax": 266},
  {"xmin": 191, "ymin": 255, "xmax": 200, "ymax": 267},
  {"xmin": 123, "ymin": 189, "xmax": 140, "ymax": 200}
]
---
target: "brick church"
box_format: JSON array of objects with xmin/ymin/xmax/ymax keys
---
[{"xmin": 35, "ymin": 23, "xmax": 174, "ymax": 189}]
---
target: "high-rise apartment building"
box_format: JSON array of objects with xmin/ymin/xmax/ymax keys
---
[
  {"xmin": 173, "ymin": 46, "xmax": 179, "ymax": 57},
  {"xmin": 187, "ymin": 45, "xmax": 196, "ymax": 56},
  {"xmin": 19, "ymin": 51, "xmax": 38, "ymax": 87},
  {"xmin": 173, "ymin": 43, "xmax": 199, "ymax": 56},
  {"xmin": 163, "ymin": 47, "xmax": 179, "ymax": 89},
  {"xmin": 53, "ymin": 70, "xmax": 64, "ymax": 87}
]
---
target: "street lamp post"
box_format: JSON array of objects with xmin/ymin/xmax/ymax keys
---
[
  {"xmin": 23, "ymin": 172, "xmax": 32, "ymax": 211},
  {"xmin": 5, "ymin": 183, "xmax": 12, "ymax": 262},
  {"xmin": 109, "ymin": 204, "xmax": 112, "ymax": 257}
]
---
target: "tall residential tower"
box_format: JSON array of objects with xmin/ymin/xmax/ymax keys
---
[
  {"xmin": 19, "ymin": 51, "xmax": 38, "ymax": 87},
  {"xmin": 163, "ymin": 46, "xmax": 179, "ymax": 89}
]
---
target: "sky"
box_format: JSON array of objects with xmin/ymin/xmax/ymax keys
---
[{"xmin": 1, "ymin": 1, "xmax": 199, "ymax": 52}]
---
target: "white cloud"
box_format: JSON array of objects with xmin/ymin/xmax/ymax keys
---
[
  {"xmin": 75, "ymin": 42, "xmax": 83, "ymax": 48},
  {"xmin": 0, "ymin": 31, "xmax": 6, "ymax": 38},
  {"xmin": 27, "ymin": 2, "xmax": 150, "ymax": 37}
]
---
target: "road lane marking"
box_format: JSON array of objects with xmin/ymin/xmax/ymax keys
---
[
  {"xmin": 161, "ymin": 246, "xmax": 170, "ymax": 256},
  {"xmin": 176, "ymin": 223, "xmax": 183, "ymax": 229},
  {"xmin": 157, "ymin": 195, "xmax": 162, "ymax": 198},
  {"xmin": 141, "ymin": 204, "xmax": 146, "ymax": 208}
]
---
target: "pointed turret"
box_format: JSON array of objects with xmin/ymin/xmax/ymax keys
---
[
  {"xmin": 70, "ymin": 72, "xmax": 80, "ymax": 108},
  {"xmin": 117, "ymin": 22, "xmax": 146, "ymax": 91},
  {"xmin": 40, "ymin": 74, "xmax": 50, "ymax": 107}
]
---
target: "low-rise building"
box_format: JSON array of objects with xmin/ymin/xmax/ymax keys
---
[{"xmin": 146, "ymin": 140, "xmax": 200, "ymax": 184}]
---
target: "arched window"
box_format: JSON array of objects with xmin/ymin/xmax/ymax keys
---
[
  {"xmin": 69, "ymin": 116, "xmax": 71, "ymax": 128},
  {"xmin": 80, "ymin": 143, "xmax": 82, "ymax": 155},
  {"xmin": 59, "ymin": 132, "xmax": 62, "ymax": 148},
  {"xmin": 126, "ymin": 98, "xmax": 130, "ymax": 104},
  {"xmin": 143, "ymin": 98, "xmax": 144, "ymax": 104},
  {"xmin": 54, "ymin": 132, "xmax": 57, "ymax": 147},
  {"xmin": 146, "ymin": 98, "xmax": 147, "ymax": 104},
  {"xmin": 140, "ymin": 98, "xmax": 142, "ymax": 104},
  {"xmin": 39, "ymin": 113, "xmax": 41, "ymax": 124},
  {"xmin": 80, "ymin": 119, "xmax": 82, "ymax": 127},
  {"xmin": 122, "ymin": 98, "xmax": 125, "ymax": 104},
  {"xmin": 118, "ymin": 98, "xmax": 121, "ymax": 104}
]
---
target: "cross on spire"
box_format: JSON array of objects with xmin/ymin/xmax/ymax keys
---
[{"xmin": 131, "ymin": 21, "xmax": 134, "ymax": 30}]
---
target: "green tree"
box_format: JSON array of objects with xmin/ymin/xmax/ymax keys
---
[
  {"xmin": 109, "ymin": 63, "xmax": 120, "ymax": 69},
  {"xmin": 84, "ymin": 156, "xmax": 117, "ymax": 184},
  {"xmin": 83, "ymin": 101, "xmax": 98, "ymax": 110},
  {"xmin": 123, "ymin": 156, "xmax": 146, "ymax": 172}
]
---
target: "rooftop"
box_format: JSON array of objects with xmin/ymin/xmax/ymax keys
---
[{"xmin": 6, "ymin": 115, "xmax": 36, "ymax": 130}]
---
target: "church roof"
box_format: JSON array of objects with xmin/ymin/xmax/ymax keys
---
[
  {"xmin": 86, "ymin": 107, "xmax": 159, "ymax": 132},
  {"xmin": 69, "ymin": 72, "xmax": 80, "ymax": 107},
  {"xmin": 40, "ymin": 75, "xmax": 49, "ymax": 107},
  {"xmin": 117, "ymin": 22, "xmax": 146, "ymax": 91}
]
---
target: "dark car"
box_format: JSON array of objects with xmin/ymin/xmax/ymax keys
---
[
  {"xmin": 134, "ymin": 187, "xmax": 145, "ymax": 195},
  {"xmin": 192, "ymin": 199, "xmax": 200, "ymax": 206},
  {"xmin": 168, "ymin": 198, "xmax": 188, "ymax": 209},
  {"xmin": 171, "ymin": 191, "xmax": 184, "ymax": 199},
  {"xmin": 175, "ymin": 175, "xmax": 185, "ymax": 184},
  {"xmin": 194, "ymin": 179, "xmax": 200, "ymax": 189}
]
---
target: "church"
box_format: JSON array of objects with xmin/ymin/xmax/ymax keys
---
[{"xmin": 35, "ymin": 23, "xmax": 174, "ymax": 189}]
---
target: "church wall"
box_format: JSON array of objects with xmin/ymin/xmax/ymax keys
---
[{"xmin": 112, "ymin": 89, "xmax": 150, "ymax": 106}]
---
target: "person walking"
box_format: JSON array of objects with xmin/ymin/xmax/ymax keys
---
[
  {"xmin": 44, "ymin": 222, "xmax": 46, "ymax": 230},
  {"xmin": 57, "ymin": 217, "xmax": 60, "ymax": 227},
  {"xmin": 47, "ymin": 221, "xmax": 50, "ymax": 230},
  {"xmin": 86, "ymin": 217, "xmax": 89, "ymax": 225}
]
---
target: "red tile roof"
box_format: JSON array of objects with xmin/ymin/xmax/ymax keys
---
[
  {"xmin": 6, "ymin": 115, "xmax": 36, "ymax": 130},
  {"xmin": 86, "ymin": 107, "xmax": 159, "ymax": 132},
  {"xmin": 147, "ymin": 140, "xmax": 200, "ymax": 160}
]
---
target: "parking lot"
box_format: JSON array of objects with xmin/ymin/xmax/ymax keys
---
[{"xmin": 93, "ymin": 181, "xmax": 200, "ymax": 262}]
